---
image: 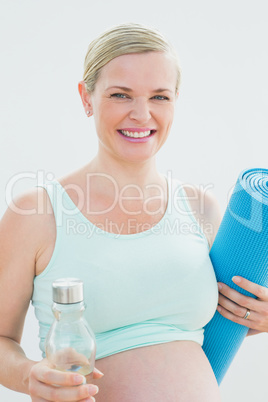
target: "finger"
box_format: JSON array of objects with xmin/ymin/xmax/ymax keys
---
[
  {"xmin": 218, "ymin": 282, "xmax": 260, "ymax": 311},
  {"xmin": 34, "ymin": 399, "xmax": 95, "ymax": 402},
  {"xmin": 216, "ymin": 305, "xmax": 256, "ymax": 328},
  {"xmin": 34, "ymin": 382, "xmax": 99, "ymax": 401},
  {"xmin": 51, "ymin": 399, "xmax": 95, "ymax": 402},
  {"xmin": 53, "ymin": 398, "xmax": 95, "ymax": 402},
  {"xmin": 92, "ymin": 367, "xmax": 104, "ymax": 379},
  {"xmin": 218, "ymin": 293, "xmax": 253, "ymax": 319},
  {"xmin": 35, "ymin": 364, "xmax": 87, "ymax": 387},
  {"xmin": 232, "ymin": 276, "xmax": 268, "ymax": 300}
]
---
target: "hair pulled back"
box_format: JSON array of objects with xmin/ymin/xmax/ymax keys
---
[{"xmin": 83, "ymin": 23, "xmax": 181, "ymax": 94}]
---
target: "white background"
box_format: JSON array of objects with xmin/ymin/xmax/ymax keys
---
[{"xmin": 0, "ymin": 0, "xmax": 267, "ymax": 401}]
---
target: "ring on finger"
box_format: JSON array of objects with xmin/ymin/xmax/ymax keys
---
[{"xmin": 243, "ymin": 309, "xmax": 251, "ymax": 320}]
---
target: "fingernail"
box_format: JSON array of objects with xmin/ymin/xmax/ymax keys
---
[
  {"xmin": 217, "ymin": 306, "xmax": 222, "ymax": 312},
  {"xmin": 218, "ymin": 283, "xmax": 222, "ymax": 290},
  {"xmin": 74, "ymin": 375, "xmax": 86, "ymax": 384},
  {"xmin": 87, "ymin": 384, "xmax": 99, "ymax": 395},
  {"xmin": 232, "ymin": 276, "xmax": 241, "ymax": 283},
  {"xmin": 94, "ymin": 367, "xmax": 104, "ymax": 376}
]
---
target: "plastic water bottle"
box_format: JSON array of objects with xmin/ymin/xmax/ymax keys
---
[{"xmin": 45, "ymin": 278, "xmax": 96, "ymax": 380}]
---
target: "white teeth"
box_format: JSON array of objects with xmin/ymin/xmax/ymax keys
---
[{"xmin": 120, "ymin": 130, "xmax": 151, "ymax": 138}]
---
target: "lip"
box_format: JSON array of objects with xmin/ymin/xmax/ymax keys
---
[{"xmin": 117, "ymin": 129, "xmax": 156, "ymax": 143}]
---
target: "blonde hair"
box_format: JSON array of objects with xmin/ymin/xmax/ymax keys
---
[{"xmin": 83, "ymin": 22, "xmax": 181, "ymax": 94}]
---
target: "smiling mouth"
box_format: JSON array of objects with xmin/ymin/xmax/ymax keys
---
[{"xmin": 118, "ymin": 129, "xmax": 156, "ymax": 138}]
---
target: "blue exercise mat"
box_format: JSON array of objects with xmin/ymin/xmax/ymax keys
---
[{"xmin": 202, "ymin": 168, "xmax": 268, "ymax": 384}]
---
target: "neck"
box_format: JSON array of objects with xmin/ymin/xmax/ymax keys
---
[{"xmin": 82, "ymin": 154, "xmax": 166, "ymax": 197}]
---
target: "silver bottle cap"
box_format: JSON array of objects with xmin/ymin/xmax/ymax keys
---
[{"xmin": 52, "ymin": 278, "xmax": 84, "ymax": 304}]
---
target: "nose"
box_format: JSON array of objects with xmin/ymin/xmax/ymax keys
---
[{"xmin": 129, "ymin": 97, "xmax": 151, "ymax": 124}]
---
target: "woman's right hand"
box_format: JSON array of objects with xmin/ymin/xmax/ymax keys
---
[{"xmin": 29, "ymin": 359, "xmax": 103, "ymax": 401}]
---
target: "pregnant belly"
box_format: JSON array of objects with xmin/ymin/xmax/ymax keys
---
[{"xmin": 87, "ymin": 341, "xmax": 221, "ymax": 402}]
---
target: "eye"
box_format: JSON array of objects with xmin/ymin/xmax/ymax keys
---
[
  {"xmin": 153, "ymin": 95, "xmax": 170, "ymax": 101},
  {"xmin": 110, "ymin": 93, "xmax": 128, "ymax": 99}
]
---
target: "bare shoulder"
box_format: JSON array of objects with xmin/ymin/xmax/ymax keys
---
[
  {"xmin": 0, "ymin": 186, "xmax": 55, "ymax": 342},
  {"xmin": 182, "ymin": 183, "xmax": 222, "ymax": 249},
  {"xmin": 2, "ymin": 185, "xmax": 54, "ymax": 238},
  {"xmin": 0, "ymin": 186, "xmax": 55, "ymax": 279}
]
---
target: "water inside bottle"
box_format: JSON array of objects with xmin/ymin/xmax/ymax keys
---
[
  {"xmin": 56, "ymin": 363, "xmax": 92, "ymax": 376},
  {"xmin": 48, "ymin": 347, "xmax": 94, "ymax": 378}
]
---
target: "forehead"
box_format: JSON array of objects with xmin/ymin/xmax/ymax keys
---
[{"xmin": 97, "ymin": 52, "xmax": 177, "ymax": 91}]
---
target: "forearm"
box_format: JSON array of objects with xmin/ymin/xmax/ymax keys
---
[{"xmin": 0, "ymin": 336, "xmax": 37, "ymax": 394}]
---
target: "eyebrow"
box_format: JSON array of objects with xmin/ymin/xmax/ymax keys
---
[{"xmin": 105, "ymin": 86, "xmax": 173, "ymax": 94}]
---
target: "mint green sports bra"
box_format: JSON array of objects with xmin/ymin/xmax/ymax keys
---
[{"xmin": 32, "ymin": 174, "xmax": 218, "ymax": 360}]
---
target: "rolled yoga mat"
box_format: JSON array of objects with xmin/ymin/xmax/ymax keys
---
[{"xmin": 202, "ymin": 168, "xmax": 268, "ymax": 384}]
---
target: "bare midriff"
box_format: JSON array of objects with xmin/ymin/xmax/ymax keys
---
[{"xmin": 88, "ymin": 341, "xmax": 221, "ymax": 402}]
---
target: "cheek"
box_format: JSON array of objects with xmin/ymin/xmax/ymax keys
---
[
  {"xmin": 100, "ymin": 103, "xmax": 129, "ymax": 123},
  {"xmin": 157, "ymin": 106, "xmax": 174, "ymax": 125}
]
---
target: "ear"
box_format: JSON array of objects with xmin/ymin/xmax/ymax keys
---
[{"xmin": 78, "ymin": 81, "xmax": 93, "ymax": 116}]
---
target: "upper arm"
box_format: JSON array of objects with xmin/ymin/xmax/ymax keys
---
[
  {"xmin": 200, "ymin": 189, "xmax": 222, "ymax": 249},
  {"xmin": 0, "ymin": 189, "xmax": 45, "ymax": 343},
  {"xmin": 184, "ymin": 184, "xmax": 222, "ymax": 249}
]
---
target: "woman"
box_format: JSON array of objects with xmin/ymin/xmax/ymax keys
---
[{"xmin": 0, "ymin": 23, "xmax": 267, "ymax": 402}]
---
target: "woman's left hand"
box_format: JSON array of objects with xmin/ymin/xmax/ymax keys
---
[{"xmin": 217, "ymin": 276, "xmax": 268, "ymax": 336}]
